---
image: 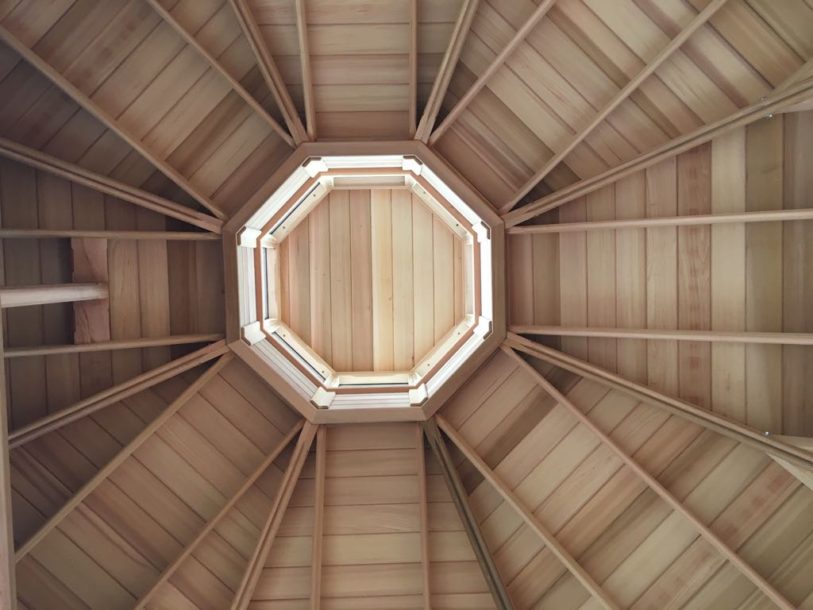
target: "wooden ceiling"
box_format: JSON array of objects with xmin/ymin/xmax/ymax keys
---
[{"xmin": 0, "ymin": 0, "xmax": 811, "ymax": 609}]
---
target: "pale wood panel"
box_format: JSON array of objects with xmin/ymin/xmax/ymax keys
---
[{"xmin": 279, "ymin": 189, "xmax": 465, "ymax": 372}]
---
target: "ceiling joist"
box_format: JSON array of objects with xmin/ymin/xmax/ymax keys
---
[
  {"xmin": 294, "ymin": 0, "xmax": 316, "ymax": 141},
  {"xmin": 0, "ymin": 229, "xmax": 219, "ymax": 241},
  {"xmin": 408, "ymin": 0, "xmax": 418, "ymax": 137},
  {"xmin": 4, "ymin": 334, "xmax": 224, "ymax": 359},
  {"xmin": 310, "ymin": 425, "xmax": 326, "ymax": 610},
  {"xmin": 14, "ymin": 353, "xmax": 233, "ymax": 561},
  {"xmin": 429, "ymin": 0, "xmax": 557, "ymax": 146},
  {"xmin": 144, "ymin": 0, "xmax": 294, "ymax": 148},
  {"xmin": 0, "ymin": 325, "xmax": 15, "ymax": 610},
  {"xmin": 0, "ymin": 283, "xmax": 106, "ymax": 308},
  {"xmin": 416, "ymin": 425, "xmax": 431, "ymax": 610},
  {"xmin": 502, "ymin": 345, "xmax": 797, "ymax": 610},
  {"xmin": 511, "ymin": 326, "xmax": 813, "ymax": 346},
  {"xmin": 228, "ymin": 0, "xmax": 309, "ymax": 145},
  {"xmin": 0, "ymin": 137, "xmax": 222, "ymax": 233},
  {"xmin": 132, "ymin": 421, "xmax": 304, "ymax": 609},
  {"xmin": 0, "ymin": 25, "xmax": 226, "ymax": 220},
  {"xmin": 436, "ymin": 416, "xmax": 620, "ymax": 610},
  {"xmin": 500, "ymin": 0, "xmax": 729, "ymax": 213}
]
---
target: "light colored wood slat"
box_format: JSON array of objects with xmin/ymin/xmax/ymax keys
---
[
  {"xmin": 502, "ymin": 345, "xmax": 796, "ymax": 610},
  {"xmin": 228, "ymin": 0, "xmax": 308, "ymax": 144},
  {"xmin": 416, "ymin": 425, "xmax": 430, "ymax": 610},
  {"xmin": 505, "ymin": 335, "xmax": 813, "ymax": 470},
  {"xmin": 0, "ymin": 25, "xmax": 226, "ymax": 220},
  {"xmin": 436, "ymin": 416, "xmax": 620, "ymax": 610},
  {"xmin": 144, "ymin": 0, "xmax": 294, "ymax": 148},
  {"xmin": 510, "ymin": 326, "xmax": 813, "ymax": 346},
  {"xmin": 507, "ymin": 207, "xmax": 813, "ymax": 233},
  {"xmin": 501, "ymin": 0, "xmax": 729, "ymax": 212},
  {"xmin": 231, "ymin": 422, "xmax": 318, "ymax": 610},
  {"xmin": 311, "ymin": 426, "xmax": 326, "ymax": 610},
  {"xmin": 4, "ymin": 334, "xmax": 223, "ymax": 358},
  {"xmin": 15, "ymin": 353, "xmax": 234, "ymax": 561},
  {"xmin": 8, "ymin": 341, "xmax": 227, "ymax": 448},
  {"xmin": 0, "ymin": 136, "xmax": 221, "ymax": 233},
  {"xmin": 430, "ymin": 0, "xmax": 557, "ymax": 145},
  {"xmin": 0, "ymin": 323, "xmax": 16, "ymax": 610},
  {"xmin": 0, "ymin": 229, "xmax": 218, "ymax": 240},
  {"xmin": 505, "ymin": 76, "xmax": 813, "ymax": 227},
  {"xmin": 295, "ymin": 0, "xmax": 316, "ymax": 140},
  {"xmin": 371, "ymin": 190, "xmax": 394, "ymax": 370},
  {"xmin": 415, "ymin": 0, "xmax": 479, "ymax": 142},
  {"xmin": 132, "ymin": 421, "xmax": 303, "ymax": 609},
  {"xmin": 423, "ymin": 420, "xmax": 515, "ymax": 610},
  {"xmin": 0, "ymin": 283, "xmax": 106, "ymax": 308},
  {"xmin": 408, "ymin": 0, "xmax": 418, "ymax": 137}
]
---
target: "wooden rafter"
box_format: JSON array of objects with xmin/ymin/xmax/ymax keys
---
[
  {"xmin": 505, "ymin": 334, "xmax": 813, "ymax": 472},
  {"xmin": 0, "ymin": 25, "xmax": 226, "ymax": 220},
  {"xmin": 0, "ymin": 229, "xmax": 219, "ymax": 241},
  {"xmin": 229, "ymin": 0, "xmax": 309, "ymax": 145},
  {"xmin": 504, "ymin": 76, "xmax": 813, "ymax": 227},
  {"xmin": 511, "ymin": 326, "xmax": 813, "ymax": 346},
  {"xmin": 145, "ymin": 0, "xmax": 294, "ymax": 147},
  {"xmin": 15, "ymin": 353, "xmax": 233, "ymax": 560},
  {"xmin": 0, "ymin": 283, "xmax": 107, "ymax": 308},
  {"xmin": 132, "ymin": 421, "xmax": 304, "ymax": 609},
  {"xmin": 9, "ymin": 341, "xmax": 227, "ymax": 449},
  {"xmin": 0, "ymin": 137, "xmax": 222, "ymax": 233},
  {"xmin": 500, "ymin": 0, "xmax": 729, "ymax": 212},
  {"xmin": 416, "ymin": 425, "xmax": 431, "ymax": 610},
  {"xmin": 415, "ymin": 0, "xmax": 479, "ymax": 142},
  {"xmin": 310, "ymin": 425, "xmax": 326, "ymax": 610},
  {"xmin": 501, "ymin": 345, "xmax": 797, "ymax": 610},
  {"xmin": 232, "ymin": 422, "xmax": 318, "ymax": 610},
  {"xmin": 436, "ymin": 416, "xmax": 620, "ymax": 610},
  {"xmin": 423, "ymin": 419, "xmax": 515, "ymax": 610},
  {"xmin": 0, "ymin": 325, "xmax": 16, "ymax": 610},
  {"xmin": 294, "ymin": 0, "xmax": 316, "ymax": 140},
  {"xmin": 408, "ymin": 0, "xmax": 418, "ymax": 137},
  {"xmin": 4, "ymin": 334, "xmax": 223, "ymax": 359},
  {"xmin": 429, "ymin": 0, "xmax": 557, "ymax": 146},
  {"xmin": 507, "ymin": 207, "xmax": 813, "ymax": 233}
]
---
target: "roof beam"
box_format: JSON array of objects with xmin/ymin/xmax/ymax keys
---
[
  {"xmin": 500, "ymin": 0, "xmax": 728, "ymax": 212},
  {"xmin": 505, "ymin": 334, "xmax": 813, "ymax": 472},
  {"xmin": 0, "ymin": 229, "xmax": 219, "ymax": 241},
  {"xmin": 0, "ymin": 283, "xmax": 107, "ymax": 308},
  {"xmin": 310, "ymin": 425, "xmax": 326, "ymax": 610},
  {"xmin": 15, "ymin": 353, "xmax": 233, "ymax": 561},
  {"xmin": 436, "ymin": 416, "xmax": 619, "ymax": 610},
  {"xmin": 145, "ymin": 0, "xmax": 294, "ymax": 147},
  {"xmin": 507, "ymin": 207, "xmax": 813, "ymax": 233},
  {"xmin": 770, "ymin": 437, "xmax": 813, "ymax": 493},
  {"xmin": 0, "ymin": 325, "xmax": 16, "ymax": 610},
  {"xmin": 9, "ymin": 341, "xmax": 227, "ymax": 449},
  {"xmin": 502, "ymin": 345, "xmax": 796, "ymax": 610},
  {"xmin": 423, "ymin": 419, "xmax": 515, "ymax": 610},
  {"xmin": 408, "ymin": 0, "xmax": 418, "ymax": 137},
  {"xmin": 416, "ymin": 424, "xmax": 431, "ymax": 610},
  {"xmin": 428, "ymin": 0, "xmax": 556, "ymax": 145},
  {"xmin": 504, "ymin": 76, "xmax": 813, "ymax": 227},
  {"xmin": 511, "ymin": 326, "xmax": 813, "ymax": 346},
  {"xmin": 228, "ymin": 0, "xmax": 309, "ymax": 144},
  {"xmin": 4, "ymin": 334, "xmax": 223, "ymax": 359},
  {"xmin": 294, "ymin": 0, "xmax": 316, "ymax": 140},
  {"xmin": 415, "ymin": 0, "xmax": 479, "ymax": 142},
  {"xmin": 0, "ymin": 25, "xmax": 226, "ymax": 220},
  {"xmin": 0, "ymin": 137, "xmax": 222, "ymax": 233},
  {"xmin": 132, "ymin": 421, "xmax": 304, "ymax": 609},
  {"xmin": 232, "ymin": 421, "xmax": 318, "ymax": 610}
]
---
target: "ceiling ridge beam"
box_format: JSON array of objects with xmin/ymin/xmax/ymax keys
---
[
  {"xmin": 310, "ymin": 425, "xmax": 326, "ymax": 610},
  {"xmin": 132, "ymin": 420, "xmax": 304, "ymax": 609},
  {"xmin": 294, "ymin": 0, "xmax": 316, "ymax": 140},
  {"xmin": 228, "ymin": 0, "xmax": 309, "ymax": 145},
  {"xmin": 231, "ymin": 421, "xmax": 318, "ymax": 610},
  {"xmin": 0, "ymin": 325, "xmax": 16, "ymax": 609},
  {"xmin": 423, "ymin": 419, "xmax": 516, "ymax": 610},
  {"xmin": 504, "ymin": 69, "xmax": 813, "ymax": 228},
  {"xmin": 408, "ymin": 0, "xmax": 418, "ymax": 137},
  {"xmin": 0, "ymin": 25, "xmax": 226, "ymax": 220},
  {"xmin": 435, "ymin": 416, "xmax": 620, "ymax": 610},
  {"xmin": 145, "ymin": 0, "xmax": 295, "ymax": 148},
  {"xmin": 502, "ymin": 345, "xmax": 797, "ymax": 610},
  {"xmin": 507, "ymin": 207, "xmax": 813, "ymax": 233},
  {"xmin": 428, "ymin": 0, "xmax": 557, "ymax": 146},
  {"xmin": 9, "ymin": 341, "xmax": 228, "ymax": 449},
  {"xmin": 0, "ymin": 136, "xmax": 222, "ymax": 233},
  {"xmin": 510, "ymin": 326, "xmax": 813, "ymax": 346},
  {"xmin": 14, "ymin": 353, "xmax": 234, "ymax": 561},
  {"xmin": 4, "ymin": 334, "xmax": 224, "ymax": 359},
  {"xmin": 0, "ymin": 229, "xmax": 219, "ymax": 240},
  {"xmin": 415, "ymin": 0, "xmax": 479, "ymax": 143},
  {"xmin": 505, "ymin": 334, "xmax": 813, "ymax": 472},
  {"xmin": 500, "ymin": 0, "xmax": 729, "ymax": 213}
]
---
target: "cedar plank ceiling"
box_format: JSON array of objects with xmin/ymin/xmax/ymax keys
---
[{"xmin": 0, "ymin": 0, "xmax": 810, "ymax": 608}]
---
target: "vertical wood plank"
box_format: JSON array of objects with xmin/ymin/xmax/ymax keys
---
[
  {"xmin": 371, "ymin": 190, "xmax": 394, "ymax": 371},
  {"xmin": 433, "ymin": 216, "xmax": 454, "ymax": 342},
  {"xmin": 532, "ymin": 232, "xmax": 560, "ymax": 326},
  {"xmin": 349, "ymin": 190, "xmax": 373, "ymax": 371},
  {"xmin": 288, "ymin": 217, "xmax": 311, "ymax": 344},
  {"xmin": 310, "ymin": 200, "xmax": 332, "ymax": 364},
  {"xmin": 136, "ymin": 208, "xmax": 170, "ymax": 370},
  {"xmin": 585, "ymin": 185, "xmax": 616, "ymax": 371},
  {"xmin": 413, "ymin": 195, "xmax": 434, "ymax": 361},
  {"xmin": 0, "ymin": 322, "xmax": 16, "ymax": 609},
  {"xmin": 508, "ymin": 233, "xmax": 533, "ymax": 326},
  {"xmin": 559, "ymin": 197, "xmax": 588, "ymax": 359},
  {"xmin": 392, "ymin": 190, "xmax": 415, "ymax": 369},
  {"xmin": 329, "ymin": 191, "xmax": 352, "ymax": 371}
]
